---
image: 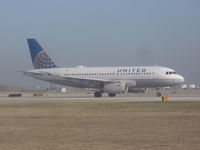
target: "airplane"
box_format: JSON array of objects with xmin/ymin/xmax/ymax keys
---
[{"xmin": 22, "ymin": 39, "xmax": 184, "ymax": 97}]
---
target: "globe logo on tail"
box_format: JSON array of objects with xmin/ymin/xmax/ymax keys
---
[{"xmin": 33, "ymin": 51, "xmax": 57, "ymax": 69}]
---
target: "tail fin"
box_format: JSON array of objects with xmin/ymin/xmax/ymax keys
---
[{"xmin": 27, "ymin": 39, "xmax": 57, "ymax": 69}]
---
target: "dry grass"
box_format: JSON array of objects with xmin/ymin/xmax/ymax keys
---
[{"xmin": 0, "ymin": 101, "xmax": 199, "ymax": 150}]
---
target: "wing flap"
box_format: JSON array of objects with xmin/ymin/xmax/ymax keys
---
[{"xmin": 60, "ymin": 76, "xmax": 111, "ymax": 88}]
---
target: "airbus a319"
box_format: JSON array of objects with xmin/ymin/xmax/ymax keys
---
[{"xmin": 22, "ymin": 39, "xmax": 184, "ymax": 97}]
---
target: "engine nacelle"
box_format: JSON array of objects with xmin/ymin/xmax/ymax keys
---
[{"xmin": 103, "ymin": 82, "xmax": 128, "ymax": 94}]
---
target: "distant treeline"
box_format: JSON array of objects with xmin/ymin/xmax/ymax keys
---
[{"xmin": 0, "ymin": 85, "xmax": 22, "ymax": 92}]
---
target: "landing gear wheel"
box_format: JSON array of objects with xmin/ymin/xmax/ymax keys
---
[
  {"xmin": 94, "ymin": 92, "xmax": 102, "ymax": 97},
  {"xmin": 156, "ymin": 92, "xmax": 162, "ymax": 97},
  {"xmin": 108, "ymin": 93, "xmax": 116, "ymax": 97},
  {"xmin": 156, "ymin": 88, "xmax": 162, "ymax": 97}
]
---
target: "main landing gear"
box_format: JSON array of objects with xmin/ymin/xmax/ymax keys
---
[
  {"xmin": 94, "ymin": 92, "xmax": 116, "ymax": 97},
  {"xmin": 108, "ymin": 93, "xmax": 116, "ymax": 97},
  {"xmin": 94, "ymin": 92, "xmax": 102, "ymax": 97}
]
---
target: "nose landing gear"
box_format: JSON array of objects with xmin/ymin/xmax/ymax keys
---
[
  {"xmin": 156, "ymin": 92, "xmax": 162, "ymax": 97},
  {"xmin": 156, "ymin": 88, "xmax": 162, "ymax": 97}
]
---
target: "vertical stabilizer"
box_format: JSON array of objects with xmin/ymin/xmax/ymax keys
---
[{"xmin": 27, "ymin": 39, "xmax": 57, "ymax": 69}]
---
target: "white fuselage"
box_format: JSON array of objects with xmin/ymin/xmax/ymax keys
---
[{"xmin": 24, "ymin": 66, "xmax": 184, "ymax": 90}]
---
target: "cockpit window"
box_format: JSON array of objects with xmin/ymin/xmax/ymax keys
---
[
  {"xmin": 166, "ymin": 71, "xmax": 176, "ymax": 75},
  {"xmin": 172, "ymin": 72, "xmax": 176, "ymax": 74}
]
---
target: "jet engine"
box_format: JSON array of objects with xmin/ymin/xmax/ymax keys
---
[{"xmin": 103, "ymin": 81, "xmax": 128, "ymax": 94}]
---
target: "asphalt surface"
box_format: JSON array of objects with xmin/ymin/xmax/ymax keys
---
[{"xmin": 0, "ymin": 90, "xmax": 200, "ymax": 102}]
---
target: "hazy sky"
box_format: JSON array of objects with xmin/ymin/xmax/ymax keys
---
[{"xmin": 0, "ymin": 0, "xmax": 199, "ymax": 87}]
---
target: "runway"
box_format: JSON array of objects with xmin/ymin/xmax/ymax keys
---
[{"xmin": 0, "ymin": 91, "xmax": 200, "ymax": 102}]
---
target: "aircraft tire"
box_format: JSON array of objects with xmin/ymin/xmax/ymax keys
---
[
  {"xmin": 156, "ymin": 92, "xmax": 162, "ymax": 97},
  {"xmin": 94, "ymin": 92, "xmax": 102, "ymax": 97},
  {"xmin": 108, "ymin": 93, "xmax": 116, "ymax": 97}
]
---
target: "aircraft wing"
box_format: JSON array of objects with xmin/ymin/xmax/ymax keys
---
[
  {"xmin": 59, "ymin": 76, "xmax": 113, "ymax": 89},
  {"xmin": 21, "ymin": 70, "xmax": 116, "ymax": 89}
]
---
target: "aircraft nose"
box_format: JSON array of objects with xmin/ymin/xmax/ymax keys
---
[{"xmin": 178, "ymin": 75, "xmax": 184, "ymax": 84}]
